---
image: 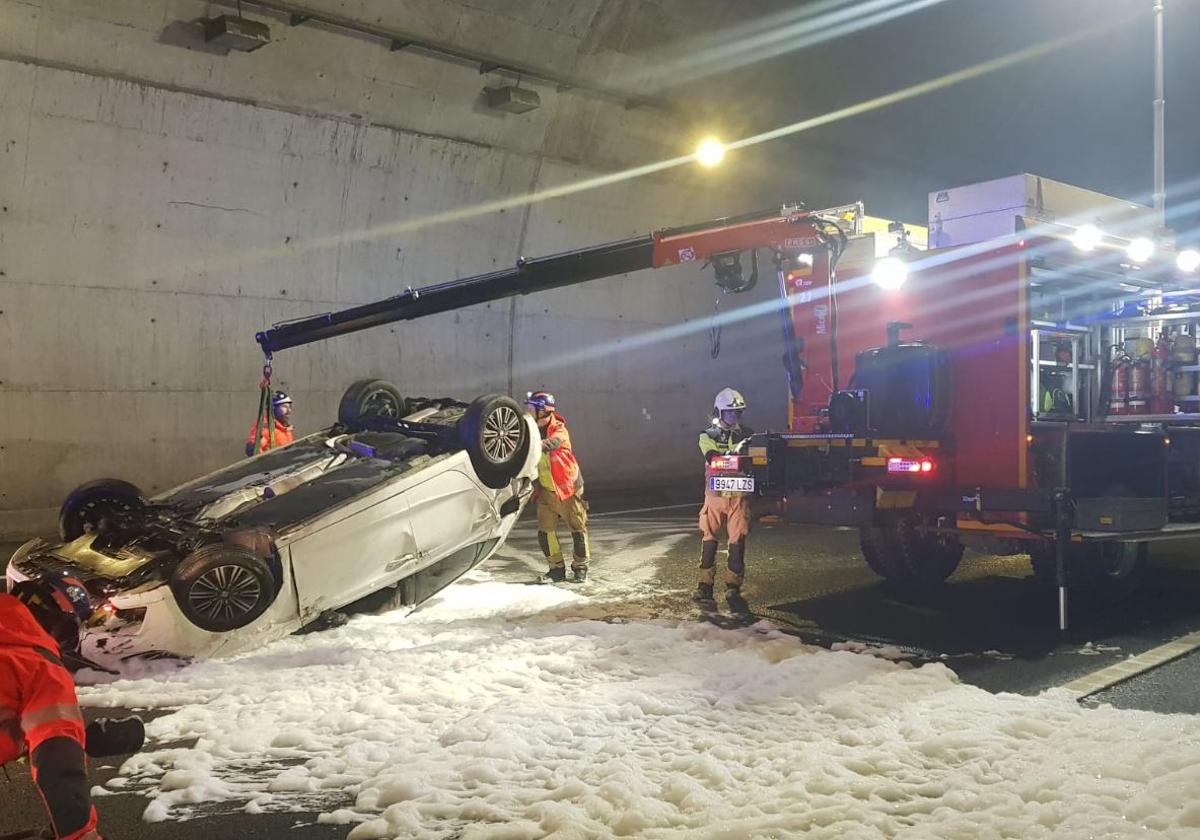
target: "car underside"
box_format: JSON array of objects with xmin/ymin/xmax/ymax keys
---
[{"xmin": 6, "ymin": 381, "xmax": 538, "ymax": 666}]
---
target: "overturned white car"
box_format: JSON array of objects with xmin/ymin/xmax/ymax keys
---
[{"xmin": 6, "ymin": 380, "xmax": 537, "ymax": 666}]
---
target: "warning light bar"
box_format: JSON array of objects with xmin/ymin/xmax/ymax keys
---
[
  {"xmin": 887, "ymin": 457, "xmax": 935, "ymax": 475},
  {"xmin": 709, "ymin": 455, "xmax": 744, "ymax": 472}
]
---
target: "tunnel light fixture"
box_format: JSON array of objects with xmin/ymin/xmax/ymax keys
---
[
  {"xmin": 695, "ymin": 138, "xmax": 726, "ymax": 168},
  {"xmin": 202, "ymin": 15, "xmax": 271, "ymax": 52}
]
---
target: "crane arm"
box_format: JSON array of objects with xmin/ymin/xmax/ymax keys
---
[{"xmin": 255, "ymin": 205, "xmax": 826, "ymax": 354}]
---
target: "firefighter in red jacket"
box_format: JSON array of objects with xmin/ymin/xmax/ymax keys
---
[
  {"xmin": 245, "ymin": 390, "xmax": 296, "ymax": 456},
  {"xmin": 695, "ymin": 387, "xmax": 754, "ymax": 605},
  {"xmin": 1, "ymin": 578, "xmax": 104, "ymax": 840},
  {"xmin": 526, "ymin": 391, "xmax": 590, "ymax": 582}
]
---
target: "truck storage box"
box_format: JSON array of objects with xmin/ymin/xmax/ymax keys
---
[{"xmin": 928, "ymin": 174, "xmax": 1157, "ymax": 248}]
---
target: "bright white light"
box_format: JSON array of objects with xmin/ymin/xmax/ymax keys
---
[
  {"xmin": 1126, "ymin": 237, "xmax": 1155, "ymax": 263},
  {"xmin": 1177, "ymin": 249, "xmax": 1200, "ymax": 273},
  {"xmin": 871, "ymin": 257, "xmax": 908, "ymax": 290},
  {"xmin": 1072, "ymin": 224, "xmax": 1103, "ymax": 252},
  {"xmin": 695, "ymin": 138, "xmax": 726, "ymax": 168},
  {"xmin": 797, "ymin": 253, "xmax": 815, "ymax": 266}
]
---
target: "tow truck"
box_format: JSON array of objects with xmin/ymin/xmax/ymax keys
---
[{"xmin": 256, "ymin": 174, "xmax": 1200, "ymax": 628}]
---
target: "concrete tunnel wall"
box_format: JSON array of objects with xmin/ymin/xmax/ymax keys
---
[{"xmin": 0, "ymin": 0, "xmax": 803, "ymax": 537}]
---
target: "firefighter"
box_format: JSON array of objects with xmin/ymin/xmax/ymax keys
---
[
  {"xmin": 525, "ymin": 391, "xmax": 590, "ymax": 582},
  {"xmin": 1, "ymin": 578, "xmax": 105, "ymax": 840},
  {"xmin": 695, "ymin": 387, "xmax": 754, "ymax": 605},
  {"xmin": 245, "ymin": 390, "xmax": 296, "ymax": 456}
]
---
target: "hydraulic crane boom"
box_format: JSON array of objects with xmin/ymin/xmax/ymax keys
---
[{"xmin": 255, "ymin": 205, "xmax": 835, "ymax": 354}]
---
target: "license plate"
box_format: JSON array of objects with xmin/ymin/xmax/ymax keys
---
[{"xmin": 708, "ymin": 475, "xmax": 754, "ymax": 493}]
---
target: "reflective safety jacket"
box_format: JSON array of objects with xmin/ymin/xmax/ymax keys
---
[
  {"xmin": 0, "ymin": 594, "xmax": 101, "ymax": 840},
  {"xmin": 537, "ymin": 414, "xmax": 583, "ymax": 502},
  {"xmin": 246, "ymin": 418, "xmax": 295, "ymax": 454},
  {"xmin": 698, "ymin": 423, "xmax": 753, "ymax": 462}
]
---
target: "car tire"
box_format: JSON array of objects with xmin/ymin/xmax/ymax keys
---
[
  {"xmin": 171, "ymin": 543, "xmax": 277, "ymax": 633},
  {"xmin": 458, "ymin": 394, "xmax": 531, "ymax": 489},
  {"xmin": 338, "ymin": 379, "xmax": 406, "ymax": 426},
  {"xmin": 59, "ymin": 479, "xmax": 145, "ymax": 541}
]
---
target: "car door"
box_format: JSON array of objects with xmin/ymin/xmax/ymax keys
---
[
  {"xmin": 406, "ymin": 457, "xmax": 499, "ymax": 564},
  {"xmin": 287, "ymin": 490, "xmax": 420, "ymax": 623}
]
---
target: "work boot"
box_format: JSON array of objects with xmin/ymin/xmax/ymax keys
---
[
  {"xmin": 725, "ymin": 585, "xmax": 749, "ymax": 614},
  {"xmin": 541, "ymin": 566, "xmax": 567, "ymax": 583},
  {"xmin": 572, "ymin": 566, "xmax": 588, "ymax": 583},
  {"xmin": 693, "ymin": 583, "xmax": 715, "ymax": 603}
]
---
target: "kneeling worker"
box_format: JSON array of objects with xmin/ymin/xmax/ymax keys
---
[
  {"xmin": 525, "ymin": 391, "xmax": 591, "ymax": 582},
  {"xmin": 695, "ymin": 387, "xmax": 754, "ymax": 604}
]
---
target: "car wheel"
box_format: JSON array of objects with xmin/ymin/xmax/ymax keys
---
[
  {"xmin": 59, "ymin": 479, "xmax": 145, "ymax": 541},
  {"xmin": 338, "ymin": 379, "xmax": 406, "ymax": 426},
  {"xmin": 458, "ymin": 394, "xmax": 531, "ymax": 489},
  {"xmin": 171, "ymin": 544, "xmax": 276, "ymax": 633}
]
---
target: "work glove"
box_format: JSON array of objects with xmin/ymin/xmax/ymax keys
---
[
  {"xmin": 245, "ymin": 442, "xmax": 256, "ymax": 458},
  {"xmin": 85, "ymin": 716, "xmax": 146, "ymax": 758}
]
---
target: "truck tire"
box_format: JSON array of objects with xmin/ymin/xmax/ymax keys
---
[
  {"xmin": 171, "ymin": 543, "xmax": 277, "ymax": 633},
  {"xmin": 458, "ymin": 395, "xmax": 531, "ymax": 489},
  {"xmin": 858, "ymin": 518, "xmax": 963, "ymax": 587},
  {"xmin": 1029, "ymin": 541, "xmax": 1147, "ymax": 597},
  {"xmin": 59, "ymin": 479, "xmax": 145, "ymax": 541},
  {"xmin": 858, "ymin": 527, "xmax": 893, "ymax": 577},
  {"xmin": 338, "ymin": 379, "xmax": 406, "ymax": 426}
]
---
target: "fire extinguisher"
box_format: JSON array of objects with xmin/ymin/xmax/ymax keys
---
[
  {"xmin": 1151, "ymin": 335, "xmax": 1171, "ymax": 414},
  {"xmin": 1128, "ymin": 358, "xmax": 1149, "ymax": 414},
  {"xmin": 1109, "ymin": 350, "xmax": 1129, "ymax": 415}
]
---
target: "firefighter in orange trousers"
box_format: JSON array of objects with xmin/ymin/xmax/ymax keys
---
[
  {"xmin": 246, "ymin": 390, "xmax": 296, "ymax": 456},
  {"xmin": 695, "ymin": 387, "xmax": 754, "ymax": 605},
  {"xmin": 525, "ymin": 391, "xmax": 591, "ymax": 583},
  {"xmin": 1, "ymin": 579, "xmax": 106, "ymax": 840}
]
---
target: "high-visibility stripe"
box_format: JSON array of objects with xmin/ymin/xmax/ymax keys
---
[{"xmin": 22, "ymin": 703, "xmax": 83, "ymax": 732}]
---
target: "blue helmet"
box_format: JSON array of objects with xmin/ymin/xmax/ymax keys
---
[
  {"xmin": 525, "ymin": 391, "xmax": 556, "ymax": 412},
  {"xmin": 13, "ymin": 574, "xmax": 94, "ymax": 636},
  {"xmin": 272, "ymin": 390, "xmax": 293, "ymax": 408}
]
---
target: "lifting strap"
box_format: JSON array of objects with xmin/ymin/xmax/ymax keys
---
[{"xmin": 251, "ymin": 358, "xmax": 274, "ymax": 454}]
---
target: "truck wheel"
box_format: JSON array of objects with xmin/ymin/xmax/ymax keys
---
[
  {"xmin": 1030, "ymin": 541, "xmax": 1147, "ymax": 596},
  {"xmin": 458, "ymin": 395, "xmax": 531, "ymax": 489},
  {"xmin": 338, "ymin": 379, "xmax": 406, "ymax": 426},
  {"xmin": 859, "ymin": 518, "xmax": 963, "ymax": 587},
  {"xmin": 59, "ymin": 479, "xmax": 145, "ymax": 541},
  {"xmin": 171, "ymin": 544, "xmax": 276, "ymax": 633},
  {"xmin": 858, "ymin": 528, "xmax": 892, "ymax": 577}
]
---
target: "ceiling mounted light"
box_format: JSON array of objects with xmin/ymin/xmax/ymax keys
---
[
  {"xmin": 202, "ymin": 15, "xmax": 271, "ymax": 52},
  {"xmin": 483, "ymin": 85, "xmax": 541, "ymax": 114},
  {"xmin": 695, "ymin": 138, "xmax": 726, "ymax": 168}
]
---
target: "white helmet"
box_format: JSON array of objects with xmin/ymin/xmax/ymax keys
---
[{"xmin": 714, "ymin": 388, "xmax": 747, "ymax": 412}]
